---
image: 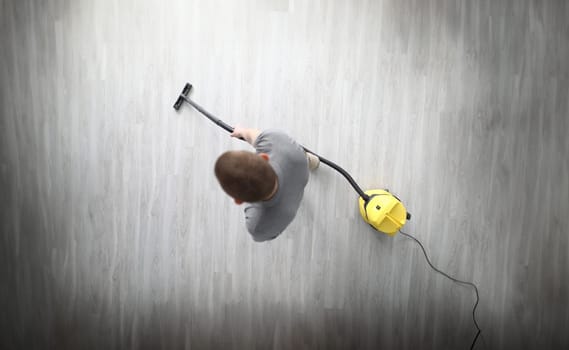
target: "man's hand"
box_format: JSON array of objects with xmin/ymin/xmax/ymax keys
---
[{"xmin": 231, "ymin": 126, "xmax": 261, "ymax": 146}]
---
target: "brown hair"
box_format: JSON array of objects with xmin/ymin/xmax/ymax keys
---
[{"xmin": 214, "ymin": 151, "xmax": 277, "ymax": 202}]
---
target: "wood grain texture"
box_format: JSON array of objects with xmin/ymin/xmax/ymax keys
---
[{"xmin": 1, "ymin": 0, "xmax": 568, "ymax": 349}]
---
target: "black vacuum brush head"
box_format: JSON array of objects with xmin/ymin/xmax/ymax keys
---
[{"xmin": 173, "ymin": 83, "xmax": 193, "ymax": 110}]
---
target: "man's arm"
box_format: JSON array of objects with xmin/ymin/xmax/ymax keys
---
[{"xmin": 230, "ymin": 127, "xmax": 261, "ymax": 146}]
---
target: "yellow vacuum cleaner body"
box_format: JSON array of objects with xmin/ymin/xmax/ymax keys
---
[{"xmin": 358, "ymin": 189, "xmax": 409, "ymax": 236}]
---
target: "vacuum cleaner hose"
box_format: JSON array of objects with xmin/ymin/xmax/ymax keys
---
[
  {"xmin": 175, "ymin": 85, "xmax": 370, "ymax": 202},
  {"xmin": 301, "ymin": 146, "xmax": 369, "ymax": 201}
]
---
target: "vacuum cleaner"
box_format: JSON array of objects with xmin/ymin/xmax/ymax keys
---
[
  {"xmin": 173, "ymin": 82, "xmax": 411, "ymax": 235},
  {"xmin": 173, "ymin": 83, "xmax": 481, "ymax": 349}
]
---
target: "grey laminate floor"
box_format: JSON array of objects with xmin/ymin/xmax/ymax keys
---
[{"xmin": 1, "ymin": 0, "xmax": 568, "ymax": 349}]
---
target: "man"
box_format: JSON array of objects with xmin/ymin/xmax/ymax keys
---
[{"xmin": 214, "ymin": 127, "xmax": 319, "ymax": 242}]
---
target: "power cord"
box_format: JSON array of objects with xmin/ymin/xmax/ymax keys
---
[{"xmin": 399, "ymin": 230, "xmax": 482, "ymax": 350}]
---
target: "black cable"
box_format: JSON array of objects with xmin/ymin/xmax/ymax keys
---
[{"xmin": 399, "ymin": 230, "xmax": 482, "ymax": 350}]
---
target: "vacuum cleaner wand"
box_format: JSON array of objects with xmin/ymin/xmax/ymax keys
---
[
  {"xmin": 173, "ymin": 82, "xmax": 370, "ymax": 202},
  {"xmin": 174, "ymin": 83, "xmax": 236, "ymax": 134}
]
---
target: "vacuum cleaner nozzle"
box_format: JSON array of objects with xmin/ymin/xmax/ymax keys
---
[{"xmin": 173, "ymin": 83, "xmax": 193, "ymax": 110}]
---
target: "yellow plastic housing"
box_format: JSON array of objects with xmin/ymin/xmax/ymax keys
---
[{"xmin": 358, "ymin": 189, "xmax": 407, "ymax": 235}]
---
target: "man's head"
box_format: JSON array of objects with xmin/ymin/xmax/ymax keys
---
[{"xmin": 214, "ymin": 151, "xmax": 277, "ymax": 204}]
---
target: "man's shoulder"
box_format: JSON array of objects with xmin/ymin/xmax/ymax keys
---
[{"xmin": 254, "ymin": 129, "xmax": 290, "ymax": 146}]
